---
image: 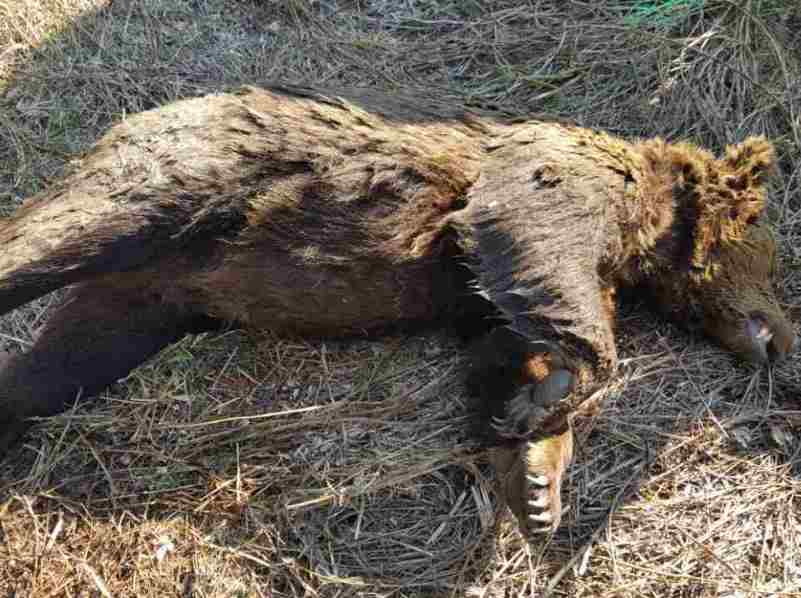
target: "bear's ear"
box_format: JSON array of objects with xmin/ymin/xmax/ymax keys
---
[
  {"xmin": 722, "ymin": 136, "xmax": 776, "ymax": 187},
  {"xmin": 718, "ymin": 136, "xmax": 775, "ymax": 233},
  {"xmin": 688, "ymin": 137, "xmax": 775, "ymax": 277}
]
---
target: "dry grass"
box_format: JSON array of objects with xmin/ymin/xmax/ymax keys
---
[{"xmin": 1, "ymin": 0, "xmax": 801, "ymax": 596}]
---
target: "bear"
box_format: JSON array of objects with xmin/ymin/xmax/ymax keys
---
[{"xmin": 0, "ymin": 83, "xmax": 795, "ymax": 538}]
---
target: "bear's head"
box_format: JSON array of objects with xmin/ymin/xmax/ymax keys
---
[{"xmin": 638, "ymin": 136, "xmax": 797, "ymax": 364}]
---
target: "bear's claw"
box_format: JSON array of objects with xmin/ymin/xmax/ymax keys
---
[
  {"xmin": 490, "ymin": 430, "xmax": 574, "ymax": 535},
  {"xmin": 522, "ymin": 429, "xmax": 574, "ymax": 534}
]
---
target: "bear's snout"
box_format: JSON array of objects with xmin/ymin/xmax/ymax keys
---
[{"xmin": 746, "ymin": 310, "xmax": 798, "ymax": 364}]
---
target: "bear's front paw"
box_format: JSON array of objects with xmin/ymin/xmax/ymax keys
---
[
  {"xmin": 490, "ymin": 369, "xmax": 574, "ymax": 441},
  {"xmin": 491, "ymin": 427, "xmax": 574, "ymax": 535},
  {"xmin": 489, "ymin": 368, "xmax": 576, "ymax": 536}
]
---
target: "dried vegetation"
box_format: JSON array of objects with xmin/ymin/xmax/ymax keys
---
[{"xmin": 1, "ymin": 0, "xmax": 800, "ymax": 596}]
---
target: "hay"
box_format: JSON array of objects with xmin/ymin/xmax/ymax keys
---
[{"xmin": 1, "ymin": 0, "xmax": 800, "ymax": 595}]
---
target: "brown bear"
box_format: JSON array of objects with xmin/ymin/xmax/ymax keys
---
[{"xmin": 0, "ymin": 84, "xmax": 795, "ymax": 538}]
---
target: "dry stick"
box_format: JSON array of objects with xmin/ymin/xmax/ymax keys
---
[
  {"xmin": 542, "ymin": 458, "xmax": 646, "ymax": 598},
  {"xmin": 77, "ymin": 429, "xmax": 118, "ymax": 498},
  {"xmin": 0, "ymin": 331, "xmax": 32, "ymax": 347},
  {"xmin": 80, "ymin": 562, "xmax": 113, "ymax": 598},
  {"xmin": 719, "ymin": 0, "xmax": 801, "ymax": 148}
]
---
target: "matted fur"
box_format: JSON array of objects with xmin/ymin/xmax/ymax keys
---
[{"xmin": 0, "ymin": 83, "xmax": 794, "ymax": 538}]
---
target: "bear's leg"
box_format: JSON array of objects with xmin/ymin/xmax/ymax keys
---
[{"xmin": 0, "ymin": 278, "xmax": 217, "ymax": 452}]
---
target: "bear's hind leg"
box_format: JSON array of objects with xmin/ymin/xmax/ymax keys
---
[{"xmin": 0, "ymin": 278, "xmax": 217, "ymax": 452}]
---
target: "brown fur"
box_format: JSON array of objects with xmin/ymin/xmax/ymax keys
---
[{"xmin": 0, "ymin": 83, "xmax": 795, "ymax": 535}]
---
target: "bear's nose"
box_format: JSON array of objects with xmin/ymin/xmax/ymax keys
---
[{"xmin": 747, "ymin": 311, "xmax": 796, "ymax": 364}]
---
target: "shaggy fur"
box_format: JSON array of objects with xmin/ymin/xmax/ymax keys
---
[{"xmin": 0, "ymin": 83, "xmax": 794, "ymax": 536}]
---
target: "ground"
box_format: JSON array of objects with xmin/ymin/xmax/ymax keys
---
[{"xmin": 1, "ymin": 1, "xmax": 801, "ymax": 596}]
